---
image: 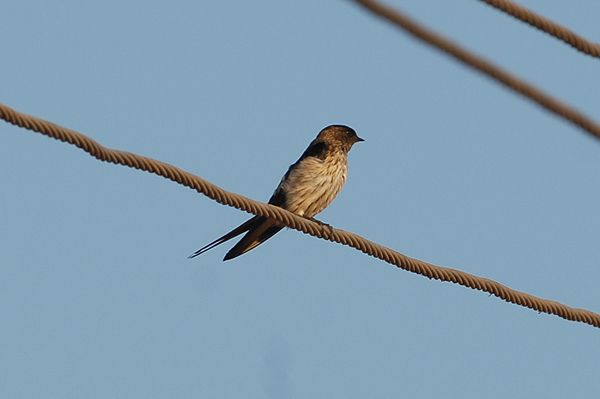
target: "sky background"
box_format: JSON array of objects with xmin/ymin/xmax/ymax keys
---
[{"xmin": 1, "ymin": 1, "xmax": 599, "ymax": 397}]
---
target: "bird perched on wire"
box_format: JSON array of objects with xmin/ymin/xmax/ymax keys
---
[{"xmin": 189, "ymin": 125, "xmax": 363, "ymax": 261}]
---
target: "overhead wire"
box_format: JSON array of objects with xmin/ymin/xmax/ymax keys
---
[
  {"xmin": 349, "ymin": 0, "xmax": 600, "ymax": 142},
  {"xmin": 477, "ymin": 0, "xmax": 600, "ymax": 58},
  {"xmin": 2, "ymin": 102, "xmax": 599, "ymax": 329}
]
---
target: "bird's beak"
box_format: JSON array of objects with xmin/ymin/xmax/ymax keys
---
[{"xmin": 356, "ymin": 136, "xmax": 365, "ymax": 142}]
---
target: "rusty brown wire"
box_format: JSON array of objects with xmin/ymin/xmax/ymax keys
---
[
  {"xmin": 478, "ymin": 0, "xmax": 600, "ymax": 58},
  {"xmin": 349, "ymin": 0, "xmax": 600, "ymax": 142},
  {"xmin": 2, "ymin": 102, "xmax": 599, "ymax": 329}
]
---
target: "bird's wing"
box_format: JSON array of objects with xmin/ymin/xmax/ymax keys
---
[
  {"xmin": 223, "ymin": 218, "xmax": 284, "ymax": 261},
  {"xmin": 190, "ymin": 151, "xmax": 293, "ymax": 261},
  {"xmin": 222, "ymin": 183, "xmax": 289, "ymax": 261}
]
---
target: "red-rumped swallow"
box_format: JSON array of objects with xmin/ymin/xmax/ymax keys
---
[{"xmin": 189, "ymin": 125, "xmax": 363, "ymax": 261}]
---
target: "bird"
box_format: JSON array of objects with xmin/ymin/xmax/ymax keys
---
[{"xmin": 189, "ymin": 125, "xmax": 363, "ymax": 261}]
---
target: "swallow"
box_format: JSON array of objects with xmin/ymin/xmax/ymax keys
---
[{"xmin": 189, "ymin": 125, "xmax": 363, "ymax": 261}]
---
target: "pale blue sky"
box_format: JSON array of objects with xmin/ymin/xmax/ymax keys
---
[{"xmin": 1, "ymin": 1, "xmax": 599, "ymax": 397}]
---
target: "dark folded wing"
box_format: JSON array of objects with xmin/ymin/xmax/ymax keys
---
[{"xmin": 223, "ymin": 217, "xmax": 284, "ymax": 261}]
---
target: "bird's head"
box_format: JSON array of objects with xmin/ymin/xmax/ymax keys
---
[{"xmin": 318, "ymin": 125, "xmax": 364, "ymax": 152}]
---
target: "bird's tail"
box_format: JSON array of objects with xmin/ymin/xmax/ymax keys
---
[
  {"xmin": 188, "ymin": 217, "xmax": 258, "ymax": 259},
  {"xmin": 223, "ymin": 219, "xmax": 283, "ymax": 260}
]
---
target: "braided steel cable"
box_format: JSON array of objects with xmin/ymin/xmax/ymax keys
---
[
  {"xmin": 478, "ymin": 0, "xmax": 600, "ymax": 58},
  {"xmin": 350, "ymin": 0, "xmax": 600, "ymax": 142},
  {"xmin": 2, "ymin": 102, "xmax": 599, "ymax": 329}
]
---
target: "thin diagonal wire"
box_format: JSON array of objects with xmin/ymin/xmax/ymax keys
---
[
  {"xmin": 349, "ymin": 0, "xmax": 600, "ymax": 142},
  {"xmin": 2, "ymin": 102, "xmax": 599, "ymax": 329},
  {"xmin": 478, "ymin": 0, "xmax": 600, "ymax": 58}
]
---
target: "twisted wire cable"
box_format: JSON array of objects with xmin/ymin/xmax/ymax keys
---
[
  {"xmin": 2, "ymin": 102, "xmax": 599, "ymax": 329},
  {"xmin": 478, "ymin": 0, "xmax": 600, "ymax": 58},
  {"xmin": 350, "ymin": 0, "xmax": 600, "ymax": 142}
]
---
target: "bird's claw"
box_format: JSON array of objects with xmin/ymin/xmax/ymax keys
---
[{"xmin": 304, "ymin": 216, "xmax": 334, "ymax": 236}]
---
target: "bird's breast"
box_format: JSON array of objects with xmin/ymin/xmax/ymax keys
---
[{"xmin": 280, "ymin": 151, "xmax": 348, "ymax": 218}]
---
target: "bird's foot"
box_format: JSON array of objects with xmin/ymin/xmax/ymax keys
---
[{"xmin": 304, "ymin": 216, "xmax": 334, "ymax": 236}]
